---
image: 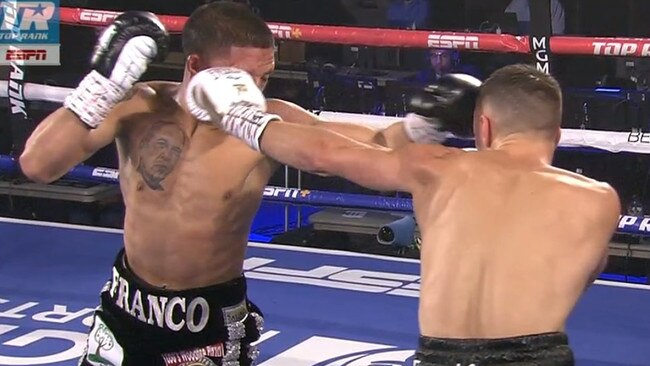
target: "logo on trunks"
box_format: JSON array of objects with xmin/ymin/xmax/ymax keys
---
[
  {"xmin": 427, "ymin": 34, "xmax": 479, "ymax": 50},
  {"xmin": 108, "ymin": 268, "xmax": 210, "ymax": 333},
  {"xmin": 592, "ymin": 42, "xmax": 650, "ymax": 57},
  {"xmin": 86, "ymin": 316, "xmax": 125, "ymax": 366},
  {"xmin": 0, "ymin": 0, "xmax": 60, "ymax": 65},
  {"xmin": 162, "ymin": 344, "xmax": 224, "ymax": 366},
  {"xmin": 627, "ymin": 131, "xmax": 650, "ymax": 144}
]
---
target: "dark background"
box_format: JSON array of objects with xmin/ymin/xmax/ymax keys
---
[{"xmin": 1, "ymin": 0, "xmax": 650, "ymax": 278}]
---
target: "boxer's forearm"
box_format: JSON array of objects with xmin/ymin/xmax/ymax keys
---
[
  {"xmin": 259, "ymin": 121, "xmax": 363, "ymax": 174},
  {"xmin": 315, "ymin": 121, "xmax": 412, "ymax": 148},
  {"xmin": 318, "ymin": 144, "xmax": 408, "ymax": 192},
  {"xmin": 266, "ymin": 98, "xmax": 412, "ymax": 148},
  {"xmin": 260, "ymin": 121, "xmax": 412, "ymax": 192}
]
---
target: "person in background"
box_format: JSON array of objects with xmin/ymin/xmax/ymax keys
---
[
  {"xmin": 505, "ymin": 0, "xmax": 565, "ymax": 35},
  {"xmin": 401, "ymin": 48, "xmax": 482, "ymax": 90},
  {"xmin": 416, "ymin": 48, "xmax": 482, "ymax": 83},
  {"xmin": 386, "ymin": 0, "xmax": 430, "ymax": 29}
]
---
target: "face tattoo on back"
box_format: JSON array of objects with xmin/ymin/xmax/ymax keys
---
[{"xmin": 137, "ymin": 122, "xmax": 187, "ymax": 191}]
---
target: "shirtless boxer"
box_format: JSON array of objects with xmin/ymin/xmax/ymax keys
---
[
  {"xmin": 19, "ymin": 3, "xmax": 423, "ymax": 366},
  {"xmin": 200, "ymin": 64, "xmax": 621, "ymax": 365}
]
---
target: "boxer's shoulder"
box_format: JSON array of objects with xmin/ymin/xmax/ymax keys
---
[
  {"xmin": 397, "ymin": 144, "xmax": 466, "ymax": 184},
  {"xmin": 546, "ymin": 166, "xmax": 611, "ymax": 191},
  {"xmin": 115, "ymin": 81, "xmax": 181, "ymax": 116},
  {"xmin": 543, "ymin": 167, "xmax": 620, "ymax": 215}
]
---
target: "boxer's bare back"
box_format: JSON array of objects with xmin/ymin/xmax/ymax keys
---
[{"xmin": 413, "ymin": 148, "xmax": 620, "ymax": 339}]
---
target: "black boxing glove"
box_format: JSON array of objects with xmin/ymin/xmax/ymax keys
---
[
  {"xmin": 403, "ymin": 73, "xmax": 481, "ymax": 143},
  {"xmin": 64, "ymin": 11, "xmax": 169, "ymax": 128}
]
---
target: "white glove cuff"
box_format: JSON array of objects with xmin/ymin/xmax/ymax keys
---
[
  {"xmin": 63, "ymin": 70, "xmax": 127, "ymax": 129},
  {"xmin": 402, "ymin": 113, "xmax": 450, "ymax": 144},
  {"xmin": 222, "ymin": 103, "xmax": 281, "ymax": 151},
  {"xmin": 185, "ymin": 75, "xmax": 212, "ymax": 122}
]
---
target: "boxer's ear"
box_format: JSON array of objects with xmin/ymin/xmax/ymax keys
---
[
  {"xmin": 186, "ymin": 54, "xmax": 201, "ymax": 76},
  {"xmin": 477, "ymin": 114, "xmax": 492, "ymax": 150}
]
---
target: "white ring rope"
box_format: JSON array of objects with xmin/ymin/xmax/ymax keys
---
[{"xmin": 1, "ymin": 81, "xmax": 646, "ymax": 154}]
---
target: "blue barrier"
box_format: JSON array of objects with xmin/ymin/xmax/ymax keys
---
[
  {"xmin": 0, "ymin": 155, "xmax": 18, "ymax": 174},
  {"xmin": 0, "ymin": 154, "xmax": 646, "ymax": 236},
  {"xmin": 262, "ymin": 186, "xmax": 412, "ymax": 212}
]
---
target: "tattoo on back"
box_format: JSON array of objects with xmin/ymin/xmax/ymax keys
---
[{"xmin": 136, "ymin": 122, "xmax": 186, "ymax": 191}]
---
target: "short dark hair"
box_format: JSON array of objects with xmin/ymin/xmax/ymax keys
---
[
  {"xmin": 477, "ymin": 64, "xmax": 562, "ymax": 137},
  {"xmin": 182, "ymin": 2, "xmax": 274, "ymax": 58}
]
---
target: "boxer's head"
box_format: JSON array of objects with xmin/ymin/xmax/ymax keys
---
[
  {"xmin": 473, "ymin": 64, "xmax": 562, "ymax": 151},
  {"xmin": 182, "ymin": 2, "xmax": 275, "ymax": 90}
]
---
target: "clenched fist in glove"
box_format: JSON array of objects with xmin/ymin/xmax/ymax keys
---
[
  {"xmin": 403, "ymin": 73, "xmax": 482, "ymax": 144},
  {"xmin": 64, "ymin": 11, "xmax": 169, "ymax": 129},
  {"xmin": 185, "ymin": 67, "xmax": 281, "ymax": 151}
]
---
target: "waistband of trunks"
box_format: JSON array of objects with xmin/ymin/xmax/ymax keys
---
[
  {"xmin": 101, "ymin": 249, "xmax": 253, "ymax": 335},
  {"xmin": 416, "ymin": 332, "xmax": 574, "ymax": 365},
  {"xmin": 112, "ymin": 248, "xmax": 247, "ymax": 305},
  {"xmin": 418, "ymin": 332, "xmax": 569, "ymax": 352}
]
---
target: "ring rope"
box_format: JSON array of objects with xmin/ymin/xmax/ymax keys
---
[
  {"xmin": 1, "ymin": 80, "xmax": 647, "ymax": 154},
  {"xmin": 0, "ymin": 154, "xmax": 646, "ymax": 236},
  {"xmin": 60, "ymin": 7, "xmax": 650, "ymax": 57},
  {"xmin": 4, "ymin": 9, "xmax": 647, "ymax": 237}
]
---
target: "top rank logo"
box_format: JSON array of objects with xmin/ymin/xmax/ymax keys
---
[{"xmin": 0, "ymin": 1, "xmax": 59, "ymax": 43}]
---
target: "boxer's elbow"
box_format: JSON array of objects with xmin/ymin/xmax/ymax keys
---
[{"xmin": 19, "ymin": 150, "xmax": 58, "ymax": 183}]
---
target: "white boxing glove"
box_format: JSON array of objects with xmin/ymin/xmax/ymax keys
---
[
  {"xmin": 185, "ymin": 67, "xmax": 281, "ymax": 151},
  {"xmin": 64, "ymin": 11, "xmax": 169, "ymax": 129}
]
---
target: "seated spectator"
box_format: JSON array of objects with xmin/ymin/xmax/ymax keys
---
[{"xmin": 406, "ymin": 48, "xmax": 482, "ymax": 85}]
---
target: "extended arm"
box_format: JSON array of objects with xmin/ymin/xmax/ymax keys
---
[
  {"xmin": 258, "ymin": 120, "xmax": 410, "ymax": 192},
  {"xmin": 266, "ymin": 98, "xmax": 412, "ymax": 148},
  {"xmin": 265, "ymin": 74, "xmax": 481, "ymax": 149},
  {"xmin": 183, "ymin": 68, "xmax": 473, "ymax": 191}
]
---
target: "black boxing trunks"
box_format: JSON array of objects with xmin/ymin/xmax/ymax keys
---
[
  {"xmin": 414, "ymin": 332, "xmax": 574, "ymax": 366},
  {"xmin": 79, "ymin": 249, "xmax": 263, "ymax": 366}
]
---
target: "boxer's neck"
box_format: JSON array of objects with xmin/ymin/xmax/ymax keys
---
[{"xmin": 491, "ymin": 133, "xmax": 556, "ymax": 165}]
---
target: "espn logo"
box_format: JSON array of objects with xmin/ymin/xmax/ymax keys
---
[
  {"xmin": 0, "ymin": 44, "xmax": 58, "ymax": 64},
  {"xmin": 5, "ymin": 47, "xmax": 45, "ymax": 60},
  {"xmin": 78, "ymin": 9, "xmax": 118, "ymax": 24},
  {"xmin": 263, "ymin": 186, "xmax": 301, "ymax": 199},
  {"xmin": 427, "ymin": 34, "xmax": 479, "ymax": 50}
]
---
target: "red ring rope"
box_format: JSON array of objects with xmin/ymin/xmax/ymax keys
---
[{"xmin": 60, "ymin": 7, "xmax": 650, "ymax": 57}]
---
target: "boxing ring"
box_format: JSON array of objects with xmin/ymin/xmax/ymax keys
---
[
  {"xmin": 1, "ymin": 5, "xmax": 650, "ymax": 366},
  {"xmin": 0, "ymin": 218, "xmax": 648, "ymax": 366}
]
